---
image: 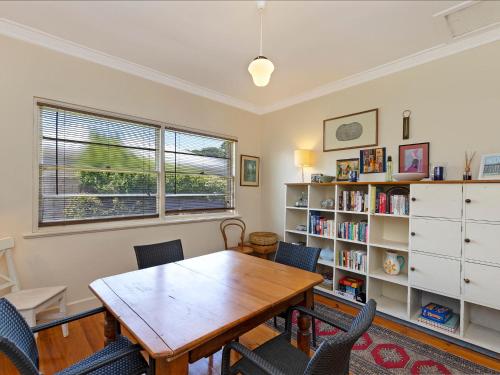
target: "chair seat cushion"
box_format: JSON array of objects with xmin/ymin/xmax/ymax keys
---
[
  {"xmin": 232, "ymin": 334, "xmax": 309, "ymax": 375},
  {"xmin": 56, "ymin": 335, "xmax": 148, "ymax": 375},
  {"xmin": 4, "ymin": 286, "xmax": 66, "ymax": 311}
]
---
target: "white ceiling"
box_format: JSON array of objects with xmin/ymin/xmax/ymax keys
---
[{"xmin": 1, "ymin": 1, "xmax": 499, "ymax": 113}]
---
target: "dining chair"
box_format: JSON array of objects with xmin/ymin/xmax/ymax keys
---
[
  {"xmin": 220, "ymin": 218, "xmax": 253, "ymax": 255},
  {"xmin": 222, "ymin": 299, "xmax": 377, "ymax": 375},
  {"xmin": 0, "ymin": 297, "xmax": 150, "ymax": 375},
  {"xmin": 133, "ymin": 239, "xmax": 184, "ymax": 269},
  {"xmin": 273, "ymin": 241, "xmax": 321, "ymax": 346}
]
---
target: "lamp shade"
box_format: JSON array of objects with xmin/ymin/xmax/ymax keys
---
[
  {"xmin": 248, "ymin": 56, "xmax": 275, "ymax": 87},
  {"xmin": 294, "ymin": 149, "xmax": 313, "ymax": 167}
]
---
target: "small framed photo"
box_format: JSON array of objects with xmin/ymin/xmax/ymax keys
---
[
  {"xmin": 360, "ymin": 147, "xmax": 386, "ymax": 174},
  {"xmin": 336, "ymin": 158, "xmax": 360, "ymax": 181},
  {"xmin": 240, "ymin": 155, "xmax": 260, "ymax": 187},
  {"xmin": 479, "ymin": 153, "xmax": 500, "ymax": 180},
  {"xmin": 399, "ymin": 142, "xmax": 430, "ymax": 178}
]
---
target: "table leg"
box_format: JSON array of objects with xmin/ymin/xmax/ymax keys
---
[
  {"xmin": 155, "ymin": 354, "xmax": 188, "ymax": 375},
  {"xmin": 104, "ymin": 309, "xmax": 118, "ymax": 346},
  {"xmin": 297, "ymin": 289, "xmax": 314, "ymax": 355}
]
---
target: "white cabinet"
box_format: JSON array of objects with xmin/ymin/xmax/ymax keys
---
[
  {"xmin": 464, "ymin": 222, "xmax": 500, "ymax": 265},
  {"xmin": 464, "ymin": 184, "xmax": 500, "ymax": 222},
  {"xmin": 463, "ymin": 262, "xmax": 500, "ymax": 309},
  {"xmin": 409, "ymin": 252, "xmax": 461, "ymax": 297},
  {"xmin": 410, "ymin": 185, "xmax": 462, "ymax": 219},
  {"xmin": 410, "ymin": 218, "xmax": 462, "ymax": 258}
]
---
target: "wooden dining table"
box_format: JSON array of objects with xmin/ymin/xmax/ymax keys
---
[{"xmin": 89, "ymin": 250, "xmax": 323, "ymax": 374}]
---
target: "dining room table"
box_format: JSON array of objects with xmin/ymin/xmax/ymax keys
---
[{"xmin": 89, "ymin": 250, "xmax": 323, "ymax": 374}]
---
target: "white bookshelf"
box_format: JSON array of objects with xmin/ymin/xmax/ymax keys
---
[{"xmin": 285, "ymin": 181, "xmax": 500, "ymax": 353}]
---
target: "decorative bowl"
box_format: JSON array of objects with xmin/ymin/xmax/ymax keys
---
[{"xmin": 392, "ymin": 172, "xmax": 426, "ymax": 181}]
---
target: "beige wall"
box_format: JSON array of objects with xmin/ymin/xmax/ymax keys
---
[
  {"xmin": 0, "ymin": 35, "xmax": 263, "ymax": 310},
  {"xmin": 260, "ymin": 41, "xmax": 500, "ymax": 235}
]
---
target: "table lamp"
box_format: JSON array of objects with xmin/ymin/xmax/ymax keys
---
[{"xmin": 294, "ymin": 149, "xmax": 313, "ymax": 182}]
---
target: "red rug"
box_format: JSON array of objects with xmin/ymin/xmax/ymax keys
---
[{"xmin": 270, "ymin": 301, "xmax": 498, "ymax": 374}]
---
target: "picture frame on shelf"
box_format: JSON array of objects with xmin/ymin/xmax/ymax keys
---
[
  {"xmin": 336, "ymin": 158, "xmax": 360, "ymax": 181},
  {"xmin": 478, "ymin": 153, "xmax": 500, "ymax": 180},
  {"xmin": 323, "ymin": 108, "xmax": 378, "ymax": 152},
  {"xmin": 360, "ymin": 147, "xmax": 386, "ymax": 174},
  {"xmin": 240, "ymin": 154, "xmax": 260, "ymax": 186},
  {"xmin": 399, "ymin": 142, "xmax": 430, "ymax": 178}
]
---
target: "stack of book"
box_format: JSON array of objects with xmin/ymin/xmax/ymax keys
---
[
  {"xmin": 417, "ymin": 302, "xmax": 459, "ymax": 333},
  {"xmin": 309, "ymin": 211, "xmax": 335, "ymax": 237},
  {"xmin": 335, "ymin": 276, "xmax": 364, "ymax": 301},
  {"xmin": 371, "ymin": 188, "xmax": 410, "ymax": 215},
  {"xmin": 337, "ymin": 249, "xmax": 367, "ymax": 272},
  {"xmin": 339, "ymin": 190, "xmax": 369, "ymax": 212},
  {"xmin": 337, "ymin": 221, "xmax": 368, "ymax": 242}
]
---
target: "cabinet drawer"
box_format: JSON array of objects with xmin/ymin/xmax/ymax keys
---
[
  {"xmin": 464, "ymin": 184, "xmax": 500, "ymax": 222},
  {"xmin": 409, "ymin": 252, "xmax": 461, "ymax": 296},
  {"xmin": 464, "ymin": 222, "xmax": 500, "ymax": 265},
  {"xmin": 463, "ymin": 262, "xmax": 500, "ymax": 308},
  {"xmin": 410, "ymin": 185, "xmax": 462, "ymax": 219},
  {"xmin": 410, "ymin": 218, "xmax": 461, "ymax": 258}
]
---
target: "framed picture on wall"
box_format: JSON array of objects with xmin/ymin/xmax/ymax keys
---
[
  {"xmin": 399, "ymin": 142, "xmax": 430, "ymax": 178},
  {"xmin": 336, "ymin": 158, "xmax": 360, "ymax": 181},
  {"xmin": 478, "ymin": 153, "xmax": 500, "ymax": 180},
  {"xmin": 323, "ymin": 108, "xmax": 378, "ymax": 152},
  {"xmin": 360, "ymin": 147, "xmax": 386, "ymax": 174},
  {"xmin": 240, "ymin": 155, "xmax": 260, "ymax": 187}
]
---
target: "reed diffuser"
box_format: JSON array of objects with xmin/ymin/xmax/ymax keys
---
[{"xmin": 464, "ymin": 151, "xmax": 475, "ymax": 180}]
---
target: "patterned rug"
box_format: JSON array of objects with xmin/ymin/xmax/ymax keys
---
[{"xmin": 269, "ymin": 302, "xmax": 498, "ymax": 374}]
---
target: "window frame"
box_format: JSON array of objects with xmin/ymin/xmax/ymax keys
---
[{"xmin": 33, "ymin": 98, "xmax": 237, "ymax": 230}]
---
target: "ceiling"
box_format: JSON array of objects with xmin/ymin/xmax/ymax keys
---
[{"xmin": 1, "ymin": 1, "xmax": 499, "ymax": 113}]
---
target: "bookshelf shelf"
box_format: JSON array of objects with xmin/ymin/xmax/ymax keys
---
[
  {"xmin": 369, "ymin": 239, "xmax": 408, "ymax": 252},
  {"xmin": 337, "ymin": 210, "xmax": 368, "ymax": 215},
  {"xmin": 377, "ymin": 295, "xmax": 407, "ymax": 319},
  {"xmin": 370, "ymin": 268, "xmax": 408, "ymax": 286},
  {"xmin": 336, "ymin": 265, "xmax": 366, "ymax": 276},
  {"xmin": 337, "ymin": 238, "xmax": 367, "ymax": 246},
  {"xmin": 318, "ymin": 258, "xmax": 335, "ymax": 267},
  {"xmin": 309, "ymin": 207, "xmax": 336, "ymax": 213},
  {"xmin": 309, "ymin": 233, "xmax": 335, "ymax": 240},
  {"xmin": 370, "ymin": 213, "xmax": 409, "ymax": 218},
  {"xmin": 286, "ymin": 206, "xmax": 308, "ymax": 211},
  {"xmin": 285, "ymin": 229, "xmax": 307, "ymax": 235}
]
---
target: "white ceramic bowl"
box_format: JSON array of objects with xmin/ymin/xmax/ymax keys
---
[{"xmin": 392, "ymin": 172, "xmax": 426, "ymax": 181}]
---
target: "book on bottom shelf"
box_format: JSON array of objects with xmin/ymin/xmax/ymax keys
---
[{"xmin": 417, "ymin": 313, "xmax": 459, "ymax": 333}]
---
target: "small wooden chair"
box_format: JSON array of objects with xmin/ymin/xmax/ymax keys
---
[
  {"xmin": 220, "ymin": 218, "xmax": 253, "ymax": 255},
  {"xmin": 0, "ymin": 237, "xmax": 68, "ymax": 338}
]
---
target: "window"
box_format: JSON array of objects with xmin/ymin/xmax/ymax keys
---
[
  {"xmin": 37, "ymin": 102, "xmax": 235, "ymax": 226},
  {"xmin": 165, "ymin": 130, "xmax": 235, "ymax": 213}
]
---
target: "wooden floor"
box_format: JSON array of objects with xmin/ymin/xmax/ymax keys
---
[{"xmin": 1, "ymin": 295, "xmax": 499, "ymax": 374}]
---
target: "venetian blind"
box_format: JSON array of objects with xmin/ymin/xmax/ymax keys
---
[
  {"xmin": 165, "ymin": 129, "xmax": 235, "ymax": 213},
  {"xmin": 38, "ymin": 104, "xmax": 160, "ymax": 226}
]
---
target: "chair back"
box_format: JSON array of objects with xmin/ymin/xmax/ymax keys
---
[
  {"xmin": 274, "ymin": 241, "xmax": 321, "ymax": 272},
  {"xmin": 134, "ymin": 239, "xmax": 184, "ymax": 269},
  {"xmin": 220, "ymin": 218, "xmax": 246, "ymax": 250},
  {"xmin": 305, "ymin": 299, "xmax": 377, "ymax": 375},
  {"xmin": 0, "ymin": 298, "xmax": 39, "ymax": 375}
]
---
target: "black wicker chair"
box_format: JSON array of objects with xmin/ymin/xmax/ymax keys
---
[
  {"xmin": 133, "ymin": 239, "xmax": 184, "ymax": 269},
  {"xmin": 0, "ymin": 297, "xmax": 149, "ymax": 375},
  {"xmin": 222, "ymin": 299, "xmax": 376, "ymax": 375},
  {"xmin": 273, "ymin": 241, "xmax": 321, "ymax": 346}
]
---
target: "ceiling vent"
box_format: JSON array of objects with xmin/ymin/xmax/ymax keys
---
[{"xmin": 434, "ymin": 1, "xmax": 500, "ymax": 38}]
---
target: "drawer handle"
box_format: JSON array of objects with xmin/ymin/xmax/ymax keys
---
[
  {"xmin": 410, "ymin": 232, "xmax": 415, "ymax": 236},
  {"xmin": 465, "ymin": 199, "xmax": 471, "ymax": 203},
  {"xmin": 411, "ymin": 197, "xmax": 416, "ymax": 202},
  {"xmin": 464, "ymin": 238, "xmax": 471, "ymax": 243},
  {"xmin": 410, "ymin": 267, "xmax": 415, "ymax": 271},
  {"xmin": 464, "ymin": 278, "xmax": 470, "ymax": 284}
]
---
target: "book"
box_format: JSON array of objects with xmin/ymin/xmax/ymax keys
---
[{"xmin": 417, "ymin": 313, "xmax": 459, "ymax": 333}]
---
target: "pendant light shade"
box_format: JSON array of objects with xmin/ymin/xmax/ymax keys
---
[
  {"xmin": 248, "ymin": 56, "xmax": 275, "ymax": 87},
  {"xmin": 249, "ymin": 1, "xmax": 274, "ymax": 87}
]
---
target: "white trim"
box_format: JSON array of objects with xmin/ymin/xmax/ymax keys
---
[
  {"xmin": 1, "ymin": 18, "xmax": 499, "ymax": 115},
  {"xmin": 0, "ymin": 18, "xmax": 259, "ymax": 114},
  {"xmin": 432, "ymin": 1, "xmax": 477, "ymax": 18},
  {"xmin": 258, "ymin": 25, "xmax": 500, "ymax": 114}
]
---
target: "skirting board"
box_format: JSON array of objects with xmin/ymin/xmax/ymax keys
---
[{"xmin": 314, "ymin": 289, "xmax": 500, "ymax": 361}]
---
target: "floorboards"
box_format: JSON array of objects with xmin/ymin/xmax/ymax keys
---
[{"xmin": 1, "ymin": 295, "xmax": 499, "ymax": 374}]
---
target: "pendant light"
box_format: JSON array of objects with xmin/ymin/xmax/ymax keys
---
[{"xmin": 248, "ymin": 1, "xmax": 274, "ymax": 87}]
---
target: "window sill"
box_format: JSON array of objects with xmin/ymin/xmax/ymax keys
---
[{"xmin": 23, "ymin": 211, "xmax": 241, "ymax": 239}]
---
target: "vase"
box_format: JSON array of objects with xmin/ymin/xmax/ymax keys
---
[{"xmin": 383, "ymin": 251, "xmax": 405, "ymax": 275}]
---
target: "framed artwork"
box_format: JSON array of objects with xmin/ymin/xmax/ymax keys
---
[
  {"xmin": 479, "ymin": 153, "xmax": 500, "ymax": 180},
  {"xmin": 336, "ymin": 158, "xmax": 360, "ymax": 181},
  {"xmin": 360, "ymin": 147, "xmax": 386, "ymax": 174},
  {"xmin": 323, "ymin": 108, "xmax": 378, "ymax": 152},
  {"xmin": 240, "ymin": 155, "xmax": 260, "ymax": 187},
  {"xmin": 399, "ymin": 142, "xmax": 430, "ymax": 178}
]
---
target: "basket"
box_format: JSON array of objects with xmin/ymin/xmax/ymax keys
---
[{"xmin": 249, "ymin": 232, "xmax": 278, "ymax": 246}]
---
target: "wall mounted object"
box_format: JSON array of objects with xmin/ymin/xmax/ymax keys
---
[
  {"xmin": 323, "ymin": 109, "xmax": 378, "ymax": 152},
  {"xmin": 336, "ymin": 158, "xmax": 360, "ymax": 181},
  {"xmin": 402, "ymin": 110, "xmax": 411, "ymax": 140},
  {"xmin": 240, "ymin": 154, "xmax": 260, "ymax": 186},
  {"xmin": 478, "ymin": 153, "xmax": 500, "ymax": 180},
  {"xmin": 360, "ymin": 147, "xmax": 386, "ymax": 174},
  {"xmin": 399, "ymin": 142, "xmax": 430, "ymax": 178}
]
